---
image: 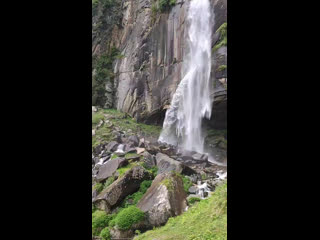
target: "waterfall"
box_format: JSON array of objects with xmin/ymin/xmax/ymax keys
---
[{"xmin": 159, "ymin": 0, "xmax": 213, "ymax": 153}]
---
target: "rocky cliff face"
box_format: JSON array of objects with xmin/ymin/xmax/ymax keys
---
[{"xmin": 92, "ymin": 0, "xmax": 227, "ymax": 129}]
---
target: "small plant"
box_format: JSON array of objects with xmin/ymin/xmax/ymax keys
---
[
  {"xmin": 93, "ymin": 183, "xmax": 104, "ymax": 194},
  {"xmin": 113, "ymin": 206, "xmax": 145, "ymax": 230},
  {"xmin": 99, "ymin": 227, "xmax": 111, "ymax": 240},
  {"xmin": 161, "ymin": 178, "xmax": 174, "ymax": 191},
  {"xmin": 110, "ymin": 154, "xmax": 118, "ymax": 160},
  {"xmin": 117, "ymin": 163, "xmax": 134, "ymax": 177},
  {"xmin": 92, "ymin": 211, "xmax": 114, "ymax": 236},
  {"xmin": 217, "ymin": 65, "xmax": 227, "ymax": 72},
  {"xmin": 182, "ymin": 175, "xmax": 193, "ymax": 193},
  {"xmin": 123, "ymin": 180, "xmax": 152, "ymax": 207},
  {"xmin": 104, "ymin": 176, "xmax": 115, "ymax": 189},
  {"xmin": 188, "ymin": 197, "xmax": 201, "ymax": 205},
  {"xmin": 159, "ymin": 0, "xmax": 176, "ymax": 12}
]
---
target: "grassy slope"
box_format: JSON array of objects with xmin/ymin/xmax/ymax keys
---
[
  {"xmin": 135, "ymin": 181, "xmax": 227, "ymax": 240},
  {"xmin": 92, "ymin": 109, "xmax": 162, "ymax": 149}
]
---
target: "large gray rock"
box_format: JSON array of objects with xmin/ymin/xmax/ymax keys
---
[
  {"xmin": 137, "ymin": 172, "xmax": 188, "ymax": 227},
  {"xmin": 110, "ymin": 228, "xmax": 133, "ymax": 239},
  {"xmin": 141, "ymin": 151, "xmax": 156, "ymax": 168},
  {"xmin": 106, "ymin": 141, "xmax": 119, "ymax": 152},
  {"xmin": 192, "ymin": 153, "xmax": 208, "ymax": 162},
  {"xmin": 93, "ymin": 166, "xmax": 152, "ymax": 212},
  {"xmin": 96, "ymin": 158, "xmax": 128, "ymax": 182},
  {"xmin": 156, "ymin": 153, "xmax": 183, "ymax": 174},
  {"xmin": 127, "ymin": 135, "xmax": 139, "ymax": 147},
  {"xmin": 156, "ymin": 153, "xmax": 196, "ymax": 175}
]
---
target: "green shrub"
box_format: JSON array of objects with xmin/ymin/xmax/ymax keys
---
[
  {"xmin": 114, "ymin": 206, "xmax": 145, "ymax": 230},
  {"xmin": 104, "ymin": 176, "xmax": 115, "ymax": 189},
  {"xmin": 92, "ymin": 211, "xmax": 114, "ymax": 236},
  {"xmin": 188, "ymin": 197, "xmax": 201, "ymax": 205},
  {"xmin": 110, "ymin": 154, "xmax": 118, "ymax": 160},
  {"xmin": 117, "ymin": 163, "xmax": 134, "ymax": 177},
  {"xmin": 182, "ymin": 176, "xmax": 193, "ymax": 193},
  {"xmin": 93, "ymin": 183, "xmax": 104, "ymax": 194},
  {"xmin": 99, "ymin": 227, "xmax": 111, "ymax": 240},
  {"xmin": 142, "ymin": 163, "xmax": 158, "ymax": 177},
  {"xmin": 109, "ymin": 218, "xmax": 116, "ymax": 227},
  {"xmin": 123, "ymin": 180, "xmax": 152, "ymax": 207},
  {"xmin": 159, "ymin": 0, "xmax": 176, "ymax": 12},
  {"xmin": 139, "ymin": 180, "xmax": 152, "ymax": 193}
]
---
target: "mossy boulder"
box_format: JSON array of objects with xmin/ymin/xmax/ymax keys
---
[{"xmin": 136, "ymin": 172, "xmax": 187, "ymax": 227}]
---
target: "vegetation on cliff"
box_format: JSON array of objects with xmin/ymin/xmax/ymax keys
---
[{"xmin": 212, "ymin": 22, "xmax": 227, "ymax": 53}]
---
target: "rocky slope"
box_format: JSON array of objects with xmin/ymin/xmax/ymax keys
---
[
  {"xmin": 92, "ymin": 0, "xmax": 227, "ymax": 129},
  {"xmin": 92, "ymin": 109, "xmax": 227, "ymax": 239}
]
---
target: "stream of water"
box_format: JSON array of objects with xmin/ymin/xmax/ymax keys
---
[{"xmin": 159, "ymin": 0, "xmax": 213, "ymax": 153}]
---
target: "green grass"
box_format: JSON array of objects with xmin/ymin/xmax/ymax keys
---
[
  {"xmin": 104, "ymin": 176, "xmax": 115, "ymax": 189},
  {"xmin": 117, "ymin": 163, "xmax": 135, "ymax": 177},
  {"xmin": 188, "ymin": 197, "xmax": 201, "ymax": 205},
  {"xmin": 92, "ymin": 108, "xmax": 161, "ymax": 150},
  {"xmin": 135, "ymin": 181, "xmax": 227, "ymax": 240},
  {"xmin": 110, "ymin": 154, "xmax": 118, "ymax": 160},
  {"xmin": 92, "ymin": 113, "xmax": 104, "ymax": 126}
]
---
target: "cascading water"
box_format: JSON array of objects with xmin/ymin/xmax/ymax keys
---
[{"xmin": 159, "ymin": 0, "xmax": 213, "ymax": 153}]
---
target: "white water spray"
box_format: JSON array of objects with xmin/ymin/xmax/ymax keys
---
[{"xmin": 159, "ymin": 0, "xmax": 213, "ymax": 153}]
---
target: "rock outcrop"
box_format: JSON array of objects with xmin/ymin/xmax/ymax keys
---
[
  {"xmin": 92, "ymin": 0, "xmax": 227, "ymax": 129},
  {"xmin": 93, "ymin": 166, "xmax": 152, "ymax": 213},
  {"xmin": 137, "ymin": 172, "xmax": 188, "ymax": 227}
]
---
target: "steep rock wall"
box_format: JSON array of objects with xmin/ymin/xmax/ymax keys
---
[{"xmin": 92, "ymin": 0, "xmax": 227, "ymax": 129}]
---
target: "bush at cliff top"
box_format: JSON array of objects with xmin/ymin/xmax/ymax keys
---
[{"xmin": 114, "ymin": 206, "xmax": 145, "ymax": 230}]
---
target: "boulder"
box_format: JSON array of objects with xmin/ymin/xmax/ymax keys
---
[
  {"xmin": 125, "ymin": 154, "xmax": 140, "ymax": 161},
  {"xmin": 137, "ymin": 172, "xmax": 188, "ymax": 227},
  {"xmin": 156, "ymin": 153, "xmax": 196, "ymax": 175},
  {"xmin": 94, "ymin": 166, "xmax": 152, "ymax": 212},
  {"xmin": 127, "ymin": 135, "xmax": 139, "ymax": 147},
  {"xmin": 192, "ymin": 153, "xmax": 208, "ymax": 162},
  {"xmin": 161, "ymin": 147, "xmax": 176, "ymax": 156},
  {"xmin": 145, "ymin": 144, "xmax": 161, "ymax": 155},
  {"xmin": 136, "ymin": 147, "xmax": 145, "ymax": 154},
  {"xmin": 141, "ymin": 151, "xmax": 156, "ymax": 168},
  {"xmin": 106, "ymin": 141, "xmax": 119, "ymax": 152},
  {"xmin": 110, "ymin": 228, "xmax": 134, "ymax": 239},
  {"xmin": 96, "ymin": 158, "xmax": 128, "ymax": 182},
  {"xmin": 138, "ymin": 138, "xmax": 145, "ymax": 148}
]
